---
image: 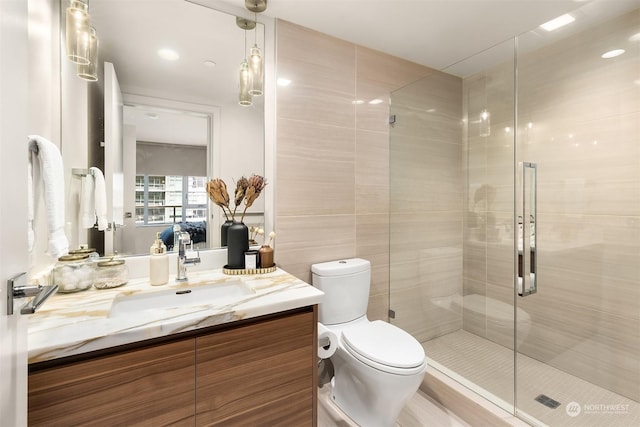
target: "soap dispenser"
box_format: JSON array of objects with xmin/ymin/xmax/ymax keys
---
[{"xmin": 150, "ymin": 232, "xmax": 169, "ymax": 286}]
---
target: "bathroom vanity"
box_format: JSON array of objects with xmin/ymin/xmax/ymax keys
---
[{"xmin": 27, "ymin": 268, "xmax": 323, "ymax": 426}]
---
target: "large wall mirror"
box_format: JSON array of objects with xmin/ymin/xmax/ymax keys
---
[{"xmin": 60, "ymin": 0, "xmax": 270, "ymax": 257}]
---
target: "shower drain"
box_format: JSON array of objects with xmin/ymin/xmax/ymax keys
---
[{"xmin": 535, "ymin": 394, "xmax": 561, "ymax": 409}]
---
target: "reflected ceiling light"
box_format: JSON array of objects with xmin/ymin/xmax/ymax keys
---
[
  {"xmin": 540, "ymin": 14, "xmax": 575, "ymax": 31},
  {"xmin": 66, "ymin": 0, "xmax": 90, "ymax": 64},
  {"xmin": 352, "ymin": 100, "xmax": 365, "ymax": 105},
  {"xmin": 277, "ymin": 78, "xmax": 292, "ymax": 86},
  {"xmin": 146, "ymin": 113, "xmax": 159, "ymax": 119},
  {"xmin": 479, "ymin": 108, "xmax": 490, "ymax": 137},
  {"xmin": 76, "ymin": 27, "xmax": 98, "ymax": 81},
  {"xmin": 369, "ymin": 99, "xmax": 383, "ymax": 105},
  {"xmin": 203, "ymin": 60, "xmax": 216, "ymax": 67},
  {"xmin": 629, "ymin": 33, "xmax": 640, "ymax": 42},
  {"xmin": 158, "ymin": 48, "xmax": 179, "ymax": 61},
  {"xmin": 601, "ymin": 49, "xmax": 625, "ymax": 59}
]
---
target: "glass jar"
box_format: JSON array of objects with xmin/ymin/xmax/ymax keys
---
[
  {"xmin": 69, "ymin": 247, "xmax": 99, "ymax": 260},
  {"xmin": 94, "ymin": 257, "xmax": 129, "ymax": 289},
  {"xmin": 53, "ymin": 254, "xmax": 96, "ymax": 293}
]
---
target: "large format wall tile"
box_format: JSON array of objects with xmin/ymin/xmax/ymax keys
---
[
  {"xmin": 277, "ymin": 117, "xmax": 355, "ymax": 216},
  {"xmin": 355, "ymin": 129, "xmax": 389, "ymax": 215},
  {"xmin": 275, "ymin": 20, "xmax": 439, "ymax": 319},
  {"xmin": 275, "ymin": 214, "xmax": 356, "ymax": 284}
]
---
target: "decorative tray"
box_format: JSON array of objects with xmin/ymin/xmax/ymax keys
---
[{"xmin": 222, "ymin": 264, "xmax": 277, "ymax": 275}]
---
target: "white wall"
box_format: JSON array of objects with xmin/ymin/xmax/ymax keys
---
[{"xmin": 28, "ymin": 0, "xmax": 65, "ymax": 275}]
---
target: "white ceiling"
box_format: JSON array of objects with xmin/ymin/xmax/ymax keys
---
[
  {"xmin": 89, "ymin": 0, "xmax": 638, "ymax": 143},
  {"xmin": 221, "ymin": 0, "xmax": 591, "ymax": 71}
]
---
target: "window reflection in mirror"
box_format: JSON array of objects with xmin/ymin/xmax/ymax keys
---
[{"xmin": 119, "ymin": 102, "xmax": 214, "ymax": 255}]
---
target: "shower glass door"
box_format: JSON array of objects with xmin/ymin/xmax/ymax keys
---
[
  {"xmin": 389, "ymin": 39, "xmax": 518, "ymax": 412},
  {"xmin": 514, "ymin": 3, "xmax": 640, "ymax": 426},
  {"xmin": 390, "ymin": 1, "xmax": 639, "ymax": 426}
]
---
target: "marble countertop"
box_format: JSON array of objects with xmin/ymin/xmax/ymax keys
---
[{"xmin": 27, "ymin": 268, "xmax": 323, "ymax": 364}]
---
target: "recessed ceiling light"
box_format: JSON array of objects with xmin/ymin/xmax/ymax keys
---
[
  {"xmin": 540, "ymin": 14, "xmax": 575, "ymax": 31},
  {"xmin": 203, "ymin": 60, "xmax": 216, "ymax": 67},
  {"xmin": 369, "ymin": 99, "xmax": 383, "ymax": 105},
  {"xmin": 146, "ymin": 113, "xmax": 159, "ymax": 119},
  {"xmin": 157, "ymin": 48, "xmax": 179, "ymax": 61},
  {"xmin": 601, "ymin": 49, "xmax": 625, "ymax": 59},
  {"xmin": 352, "ymin": 100, "xmax": 365, "ymax": 105},
  {"xmin": 629, "ymin": 32, "xmax": 640, "ymax": 42},
  {"xmin": 277, "ymin": 78, "xmax": 291, "ymax": 86}
]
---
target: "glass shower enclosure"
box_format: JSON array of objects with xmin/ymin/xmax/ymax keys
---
[{"xmin": 389, "ymin": 1, "xmax": 639, "ymax": 426}]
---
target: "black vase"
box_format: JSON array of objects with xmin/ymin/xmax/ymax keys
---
[
  {"xmin": 227, "ymin": 221, "xmax": 249, "ymax": 269},
  {"xmin": 220, "ymin": 220, "xmax": 233, "ymax": 247}
]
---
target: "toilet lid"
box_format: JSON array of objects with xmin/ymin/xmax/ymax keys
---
[{"xmin": 341, "ymin": 321, "xmax": 425, "ymax": 369}]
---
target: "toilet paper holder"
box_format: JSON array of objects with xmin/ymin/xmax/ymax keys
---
[{"xmin": 319, "ymin": 336, "xmax": 330, "ymax": 349}]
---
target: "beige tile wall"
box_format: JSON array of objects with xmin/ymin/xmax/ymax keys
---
[
  {"xmin": 274, "ymin": 20, "xmax": 432, "ymax": 320},
  {"xmin": 462, "ymin": 9, "xmax": 640, "ymax": 401}
]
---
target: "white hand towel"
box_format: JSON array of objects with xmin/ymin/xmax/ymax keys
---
[
  {"xmin": 28, "ymin": 135, "xmax": 69, "ymax": 258},
  {"xmin": 90, "ymin": 166, "xmax": 108, "ymax": 231},
  {"xmin": 80, "ymin": 173, "xmax": 96, "ymax": 229}
]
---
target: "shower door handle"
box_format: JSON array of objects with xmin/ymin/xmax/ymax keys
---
[{"xmin": 519, "ymin": 162, "xmax": 537, "ymax": 297}]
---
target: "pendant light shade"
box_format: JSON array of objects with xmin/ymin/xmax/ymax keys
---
[
  {"xmin": 66, "ymin": 0, "xmax": 90, "ymax": 65},
  {"xmin": 77, "ymin": 27, "xmax": 98, "ymax": 81},
  {"xmin": 239, "ymin": 60, "xmax": 253, "ymax": 106},
  {"xmin": 248, "ymin": 44, "xmax": 263, "ymax": 96}
]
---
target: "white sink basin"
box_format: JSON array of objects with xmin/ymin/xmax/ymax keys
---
[{"xmin": 109, "ymin": 281, "xmax": 254, "ymax": 318}]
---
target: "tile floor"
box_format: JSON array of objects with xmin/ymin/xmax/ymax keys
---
[
  {"xmin": 317, "ymin": 384, "xmax": 471, "ymax": 427},
  {"xmin": 425, "ymin": 330, "xmax": 640, "ymax": 427}
]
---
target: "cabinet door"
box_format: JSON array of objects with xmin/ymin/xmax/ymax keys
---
[
  {"xmin": 196, "ymin": 310, "xmax": 316, "ymax": 426},
  {"xmin": 29, "ymin": 338, "xmax": 195, "ymax": 426}
]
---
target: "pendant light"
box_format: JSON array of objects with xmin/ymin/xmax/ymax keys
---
[
  {"xmin": 77, "ymin": 27, "xmax": 98, "ymax": 81},
  {"xmin": 239, "ymin": 28, "xmax": 253, "ymax": 106},
  {"xmin": 65, "ymin": 0, "xmax": 91, "ymax": 65},
  {"xmin": 248, "ymin": 13, "xmax": 263, "ymax": 95},
  {"xmin": 239, "ymin": 60, "xmax": 253, "ymax": 106},
  {"xmin": 245, "ymin": 1, "xmax": 266, "ymax": 96}
]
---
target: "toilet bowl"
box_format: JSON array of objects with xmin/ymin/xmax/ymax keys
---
[{"xmin": 312, "ymin": 258, "xmax": 427, "ymax": 427}]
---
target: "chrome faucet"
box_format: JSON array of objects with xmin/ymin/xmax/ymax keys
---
[{"xmin": 176, "ymin": 232, "xmax": 200, "ymax": 281}]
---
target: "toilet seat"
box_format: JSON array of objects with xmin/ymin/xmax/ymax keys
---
[{"xmin": 341, "ymin": 320, "xmax": 426, "ymax": 376}]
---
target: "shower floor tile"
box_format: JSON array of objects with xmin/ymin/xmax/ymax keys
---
[{"xmin": 424, "ymin": 330, "xmax": 640, "ymax": 427}]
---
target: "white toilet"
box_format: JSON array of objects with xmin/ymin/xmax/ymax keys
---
[{"xmin": 312, "ymin": 258, "xmax": 427, "ymax": 427}]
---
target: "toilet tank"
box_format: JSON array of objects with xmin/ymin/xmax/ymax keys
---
[{"xmin": 311, "ymin": 258, "xmax": 371, "ymax": 325}]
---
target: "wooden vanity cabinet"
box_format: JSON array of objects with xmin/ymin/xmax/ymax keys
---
[
  {"xmin": 28, "ymin": 338, "xmax": 196, "ymax": 426},
  {"xmin": 28, "ymin": 307, "xmax": 317, "ymax": 427},
  {"xmin": 196, "ymin": 309, "xmax": 315, "ymax": 425}
]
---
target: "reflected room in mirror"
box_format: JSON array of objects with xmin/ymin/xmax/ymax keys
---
[{"xmin": 61, "ymin": 0, "xmax": 266, "ymax": 257}]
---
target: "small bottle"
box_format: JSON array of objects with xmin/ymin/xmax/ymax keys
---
[
  {"xmin": 258, "ymin": 245, "xmax": 274, "ymax": 268},
  {"xmin": 150, "ymin": 232, "xmax": 169, "ymax": 286}
]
